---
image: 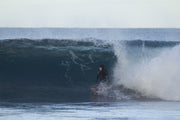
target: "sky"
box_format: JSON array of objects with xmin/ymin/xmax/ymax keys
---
[{"xmin": 0, "ymin": 0, "xmax": 180, "ymax": 28}]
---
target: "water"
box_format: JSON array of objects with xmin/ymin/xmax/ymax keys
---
[
  {"xmin": 0, "ymin": 102, "xmax": 180, "ymax": 120},
  {"xmin": 0, "ymin": 28, "xmax": 180, "ymax": 119},
  {"xmin": 0, "ymin": 28, "xmax": 180, "ymax": 41}
]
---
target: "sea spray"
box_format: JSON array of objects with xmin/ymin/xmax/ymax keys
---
[
  {"xmin": 133, "ymin": 45, "xmax": 180, "ymax": 100},
  {"xmin": 112, "ymin": 42, "xmax": 180, "ymax": 100},
  {"xmin": 111, "ymin": 41, "xmax": 142, "ymax": 100}
]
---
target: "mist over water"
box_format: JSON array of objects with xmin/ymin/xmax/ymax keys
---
[{"xmin": 112, "ymin": 41, "xmax": 180, "ymax": 100}]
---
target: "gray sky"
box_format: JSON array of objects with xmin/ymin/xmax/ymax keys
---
[{"xmin": 0, "ymin": 0, "xmax": 180, "ymax": 28}]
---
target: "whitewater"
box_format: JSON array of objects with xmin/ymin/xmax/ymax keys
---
[{"xmin": 0, "ymin": 28, "xmax": 180, "ymax": 120}]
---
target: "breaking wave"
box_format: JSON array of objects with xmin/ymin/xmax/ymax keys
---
[{"xmin": 0, "ymin": 38, "xmax": 180, "ymax": 102}]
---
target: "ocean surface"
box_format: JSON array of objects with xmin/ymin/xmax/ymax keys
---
[{"xmin": 0, "ymin": 28, "xmax": 180, "ymax": 119}]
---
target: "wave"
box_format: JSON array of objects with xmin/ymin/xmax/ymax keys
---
[
  {"xmin": 113, "ymin": 41, "xmax": 180, "ymax": 101},
  {"xmin": 0, "ymin": 39, "xmax": 180, "ymax": 102}
]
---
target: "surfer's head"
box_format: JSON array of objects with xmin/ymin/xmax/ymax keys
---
[{"xmin": 99, "ymin": 64, "xmax": 104, "ymax": 71}]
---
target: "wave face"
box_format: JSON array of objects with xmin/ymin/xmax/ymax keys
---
[
  {"xmin": 0, "ymin": 39, "xmax": 116, "ymax": 102},
  {"xmin": 0, "ymin": 38, "xmax": 180, "ymax": 102}
]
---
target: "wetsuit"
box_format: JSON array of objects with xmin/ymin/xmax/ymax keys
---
[{"xmin": 96, "ymin": 68, "xmax": 108, "ymax": 83}]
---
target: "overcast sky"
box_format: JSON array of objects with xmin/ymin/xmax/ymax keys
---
[{"xmin": 0, "ymin": 0, "xmax": 180, "ymax": 28}]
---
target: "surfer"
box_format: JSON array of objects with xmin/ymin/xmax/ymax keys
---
[
  {"xmin": 96, "ymin": 64, "xmax": 109, "ymax": 83},
  {"xmin": 91, "ymin": 64, "xmax": 109, "ymax": 95}
]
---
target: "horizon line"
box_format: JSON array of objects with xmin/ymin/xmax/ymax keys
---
[{"xmin": 0, "ymin": 27, "xmax": 180, "ymax": 29}]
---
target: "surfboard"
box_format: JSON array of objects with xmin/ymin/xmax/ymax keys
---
[
  {"xmin": 91, "ymin": 86, "xmax": 99, "ymax": 95},
  {"xmin": 91, "ymin": 86, "xmax": 98, "ymax": 91}
]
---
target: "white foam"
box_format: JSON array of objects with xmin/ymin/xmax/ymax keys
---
[{"xmin": 113, "ymin": 43, "xmax": 180, "ymax": 100}]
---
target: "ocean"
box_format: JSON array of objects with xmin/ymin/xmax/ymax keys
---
[{"xmin": 0, "ymin": 28, "xmax": 180, "ymax": 120}]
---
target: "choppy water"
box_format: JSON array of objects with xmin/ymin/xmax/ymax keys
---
[{"xmin": 0, "ymin": 101, "xmax": 180, "ymax": 120}]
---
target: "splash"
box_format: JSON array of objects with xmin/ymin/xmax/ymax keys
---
[{"xmin": 113, "ymin": 42, "xmax": 180, "ymax": 101}]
